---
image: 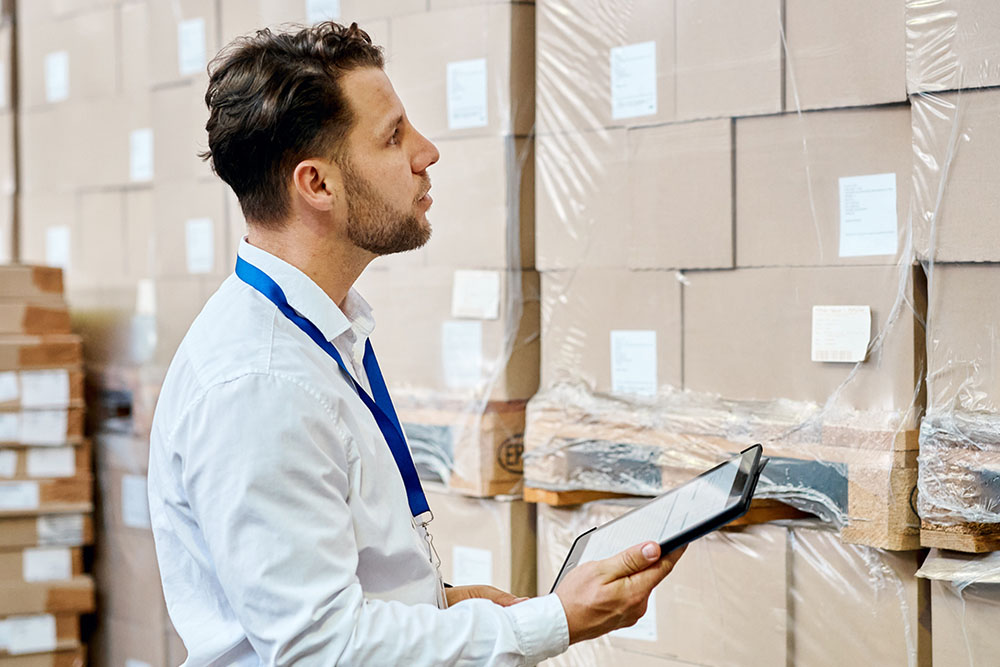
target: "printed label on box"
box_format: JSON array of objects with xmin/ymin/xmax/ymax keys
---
[
  {"xmin": 185, "ymin": 218, "xmax": 215, "ymax": 274},
  {"xmin": 839, "ymin": 173, "xmax": 897, "ymax": 257},
  {"xmin": 136, "ymin": 278, "xmax": 157, "ymax": 316},
  {"xmin": 0, "ymin": 614, "xmax": 57, "ymax": 654},
  {"xmin": 23, "ymin": 547, "xmax": 72, "ymax": 582},
  {"xmin": 811, "ymin": 306, "xmax": 871, "ymax": 363},
  {"xmin": 452, "ymin": 545, "xmax": 493, "ymax": 587},
  {"xmin": 0, "ymin": 371, "xmax": 18, "ymax": 403},
  {"xmin": 20, "ymin": 369, "xmax": 70, "ymax": 409},
  {"xmin": 446, "ymin": 58, "xmax": 488, "ymax": 130},
  {"xmin": 306, "ymin": 0, "xmax": 341, "ymax": 23},
  {"xmin": 0, "ymin": 450, "xmax": 16, "ymax": 478},
  {"xmin": 177, "ymin": 17, "xmax": 207, "ymax": 76},
  {"xmin": 441, "ymin": 320, "xmax": 483, "ymax": 389},
  {"xmin": 125, "ymin": 660, "xmax": 153, "ymax": 667},
  {"xmin": 19, "ymin": 410, "xmax": 68, "ymax": 446},
  {"xmin": 37, "ymin": 514, "xmax": 84, "ymax": 545},
  {"xmin": 610, "ymin": 330, "xmax": 658, "ymax": 396},
  {"xmin": 452, "ymin": 270, "xmax": 501, "ymax": 320},
  {"xmin": 44, "ymin": 51, "xmax": 70, "ymax": 103},
  {"xmin": 0, "ymin": 481, "xmax": 40, "ymax": 510},
  {"xmin": 611, "ymin": 589, "xmax": 658, "ymax": 641},
  {"xmin": 122, "ymin": 474, "xmax": 151, "ymax": 529},
  {"xmin": 129, "ymin": 128, "xmax": 154, "ymax": 182},
  {"xmin": 0, "ymin": 413, "xmax": 18, "ymax": 442},
  {"xmin": 45, "ymin": 226, "xmax": 70, "ymax": 270},
  {"xmin": 610, "ymin": 41, "xmax": 657, "ymax": 120},
  {"xmin": 27, "ymin": 447, "xmax": 75, "ymax": 478}
]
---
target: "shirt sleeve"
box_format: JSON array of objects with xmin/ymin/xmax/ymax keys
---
[{"xmin": 170, "ymin": 372, "xmax": 570, "ymax": 666}]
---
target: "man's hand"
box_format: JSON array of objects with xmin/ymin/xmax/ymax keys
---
[
  {"xmin": 445, "ymin": 585, "xmax": 529, "ymax": 608},
  {"xmin": 555, "ymin": 541, "xmax": 685, "ymax": 644}
]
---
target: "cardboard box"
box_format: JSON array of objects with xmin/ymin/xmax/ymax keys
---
[
  {"xmin": 0, "ymin": 267, "xmax": 63, "ymax": 301},
  {"xmin": 736, "ymin": 104, "xmax": 912, "ymax": 268},
  {"xmin": 152, "ymin": 181, "xmax": 230, "ymax": 280},
  {"xmin": 0, "ymin": 547, "xmax": 83, "ymax": 582},
  {"xmin": 675, "ymin": 0, "xmax": 783, "ymax": 121},
  {"xmin": 0, "ymin": 648, "xmax": 87, "ymax": 667},
  {"xmin": 536, "ymin": 120, "xmax": 733, "ymax": 271},
  {"xmin": 0, "ymin": 443, "xmax": 89, "ymax": 479},
  {"xmin": 0, "ymin": 514, "xmax": 93, "ymax": 549},
  {"xmin": 0, "ymin": 575, "xmax": 94, "ymax": 615},
  {"xmin": 97, "ymin": 466, "xmax": 151, "ymax": 532},
  {"xmin": 0, "ymin": 303, "xmax": 71, "ymax": 336},
  {"xmin": 148, "ymin": 0, "xmax": 220, "ymax": 87},
  {"xmin": 0, "ymin": 368, "xmax": 84, "ymax": 411},
  {"xmin": 912, "ymin": 89, "xmax": 1000, "ymax": 262},
  {"xmin": 92, "ymin": 616, "xmax": 169, "ymax": 667},
  {"xmin": 17, "ymin": 6, "xmax": 116, "ymax": 110},
  {"xmin": 218, "ymin": 0, "xmax": 391, "ymax": 46},
  {"xmin": 906, "ymin": 0, "xmax": 1000, "ymax": 93},
  {"xmin": 683, "ymin": 265, "xmax": 926, "ymax": 421},
  {"xmin": 15, "ymin": 0, "xmax": 115, "ymax": 24},
  {"xmin": 357, "ymin": 267, "xmax": 539, "ymax": 401},
  {"xmin": 93, "ymin": 525, "xmax": 167, "ymax": 628},
  {"xmin": 0, "ymin": 613, "xmax": 81, "ymax": 653},
  {"xmin": 390, "ymin": 4, "xmax": 534, "ymax": 139},
  {"xmin": 789, "ymin": 525, "xmax": 930, "ymax": 666},
  {"xmin": 540, "ymin": 269, "xmax": 682, "ymax": 396},
  {"xmin": 151, "ymin": 83, "xmax": 212, "ymax": 183},
  {"xmin": 0, "ymin": 336, "xmax": 81, "ymax": 372},
  {"xmin": 425, "ymin": 485, "xmax": 535, "ymax": 597},
  {"xmin": 0, "ymin": 477, "xmax": 92, "ymax": 516},
  {"xmin": 536, "ymin": 0, "xmax": 675, "ymax": 133},
  {"xmin": 120, "ymin": 0, "xmax": 151, "ymax": 93},
  {"xmin": 784, "ymin": 0, "xmax": 906, "ymax": 111}
]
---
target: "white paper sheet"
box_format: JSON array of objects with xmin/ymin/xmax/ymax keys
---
[
  {"xmin": 306, "ymin": 0, "xmax": 340, "ymax": 23},
  {"xmin": 37, "ymin": 514, "xmax": 84, "ymax": 546},
  {"xmin": 0, "ymin": 614, "xmax": 57, "ymax": 654},
  {"xmin": 44, "ymin": 51, "xmax": 70, "ymax": 103},
  {"xmin": 446, "ymin": 58, "xmax": 488, "ymax": 130},
  {"xmin": 19, "ymin": 410, "xmax": 68, "ymax": 446},
  {"xmin": 20, "ymin": 369, "xmax": 70, "ymax": 409},
  {"xmin": 0, "ymin": 450, "xmax": 16, "ymax": 478},
  {"xmin": 838, "ymin": 173, "xmax": 898, "ymax": 257},
  {"xmin": 610, "ymin": 41, "xmax": 657, "ymax": 120},
  {"xmin": 610, "ymin": 330, "xmax": 658, "ymax": 396},
  {"xmin": 0, "ymin": 371, "xmax": 19, "ymax": 403},
  {"xmin": 452, "ymin": 270, "xmax": 501, "ymax": 320},
  {"xmin": 45, "ymin": 226, "xmax": 71, "ymax": 270},
  {"xmin": 177, "ymin": 18, "xmax": 207, "ymax": 76},
  {"xmin": 27, "ymin": 447, "xmax": 76, "ymax": 478},
  {"xmin": 121, "ymin": 474, "xmax": 151, "ymax": 529},
  {"xmin": 811, "ymin": 305, "xmax": 872, "ymax": 363},
  {"xmin": 23, "ymin": 547, "xmax": 72, "ymax": 582},
  {"xmin": 129, "ymin": 127, "xmax": 154, "ymax": 182},
  {"xmin": 0, "ymin": 481, "xmax": 40, "ymax": 510}
]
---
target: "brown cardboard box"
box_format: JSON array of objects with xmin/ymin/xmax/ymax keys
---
[
  {"xmin": 912, "ymin": 89, "xmax": 1000, "ymax": 262},
  {"xmin": 0, "ymin": 303, "xmax": 71, "ymax": 336},
  {"xmin": 425, "ymin": 135, "xmax": 532, "ymax": 269},
  {"xmin": 152, "ymin": 181, "xmax": 230, "ymax": 280},
  {"xmin": 15, "ymin": 0, "xmax": 114, "ymax": 24},
  {"xmin": 93, "ymin": 525, "xmax": 167, "ymax": 628},
  {"xmin": 0, "ymin": 336, "xmax": 82, "ymax": 372},
  {"xmin": 540, "ymin": 269, "xmax": 682, "ymax": 396},
  {"xmin": 151, "ymin": 83, "xmax": 212, "ymax": 183},
  {"xmin": 675, "ymin": 0, "xmax": 783, "ymax": 121},
  {"xmin": 736, "ymin": 104, "xmax": 912, "ymax": 268},
  {"xmin": 536, "ymin": 0, "xmax": 674, "ymax": 134},
  {"xmin": 94, "ymin": 432, "xmax": 148, "ymax": 476},
  {"xmin": 0, "ymin": 575, "xmax": 94, "ymax": 615},
  {"xmin": 683, "ymin": 265, "xmax": 925, "ymax": 422},
  {"xmin": 0, "ymin": 476, "xmax": 92, "ymax": 516},
  {"xmin": 74, "ymin": 191, "xmax": 129, "ymax": 292},
  {"xmin": 784, "ymin": 0, "xmax": 906, "ymax": 111},
  {"xmin": 425, "ymin": 484, "xmax": 536, "ymax": 597},
  {"xmin": 17, "ymin": 6, "xmax": 116, "ymax": 109},
  {"xmin": 0, "ymin": 547, "xmax": 83, "ymax": 581},
  {"xmin": 0, "ymin": 613, "xmax": 81, "ymax": 652},
  {"xmin": 0, "ymin": 514, "xmax": 93, "ymax": 549},
  {"xmin": 789, "ymin": 525, "xmax": 930, "ymax": 666},
  {"xmin": 919, "ymin": 550, "xmax": 1000, "ymax": 667},
  {"xmin": 96, "ymin": 465, "xmax": 150, "ymax": 532},
  {"xmin": 906, "ymin": 0, "xmax": 1000, "ymax": 93},
  {"xmin": 0, "ymin": 267, "xmax": 63, "ymax": 301},
  {"xmin": 0, "ymin": 648, "xmax": 87, "ymax": 667},
  {"xmin": 218, "ymin": 0, "xmax": 391, "ymax": 46},
  {"xmin": 390, "ymin": 4, "xmax": 534, "ymax": 139},
  {"xmin": 148, "ymin": 0, "xmax": 220, "ymax": 87},
  {"xmin": 357, "ymin": 267, "xmax": 539, "ymax": 401}
]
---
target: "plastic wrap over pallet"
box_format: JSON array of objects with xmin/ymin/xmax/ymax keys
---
[
  {"xmin": 537, "ymin": 500, "xmax": 929, "ymax": 666},
  {"xmin": 907, "ymin": 0, "xmax": 1000, "ymax": 551},
  {"xmin": 531, "ymin": 0, "xmax": 924, "ymax": 551}
]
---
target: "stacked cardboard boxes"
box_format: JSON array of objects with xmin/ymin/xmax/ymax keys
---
[{"xmin": 0, "ymin": 265, "xmax": 92, "ymax": 666}]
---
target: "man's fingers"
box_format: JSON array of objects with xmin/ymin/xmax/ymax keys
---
[
  {"xmin": 597, "ymin": 541, "xmax": 661, "ymax": 581},
  {"xmin": 628, "ymin": 550, "xmax": 678, "ymax": 592}
]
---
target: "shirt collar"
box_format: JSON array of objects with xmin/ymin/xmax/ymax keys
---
[{"xmin": 237, "ymin": 238, "xmax": 374, "ymax": 344}]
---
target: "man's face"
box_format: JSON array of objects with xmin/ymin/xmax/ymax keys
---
[{"xmin": 336, "ymin": 68, "xmax": 439, "ymax": 256}]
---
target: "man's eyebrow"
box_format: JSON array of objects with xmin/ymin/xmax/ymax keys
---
[{"xmin": 380, "ymin": 113, "xmax": 404, "ymax": 136}]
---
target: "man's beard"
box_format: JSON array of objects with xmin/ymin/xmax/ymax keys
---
[{"xmin": 341, "ymin": 160, "xmax": 431, "ymax": 256}]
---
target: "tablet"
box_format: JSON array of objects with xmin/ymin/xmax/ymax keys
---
[{"xmin": 550, "ymin": 445, "xmax": 766, "ymax": 592}]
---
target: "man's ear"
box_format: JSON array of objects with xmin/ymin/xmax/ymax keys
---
[{"xmin": 292, "ymin": 159, "xmax": 343, "ymax": 212}]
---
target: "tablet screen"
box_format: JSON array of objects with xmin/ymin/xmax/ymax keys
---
[{"xmin": 577, "ymin": 452, "xmax": 750, "ymax": 565}]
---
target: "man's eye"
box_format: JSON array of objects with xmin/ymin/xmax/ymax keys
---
[{"xmin": 388, "ymin": 129, "xmax": 400, "ymax": 145}]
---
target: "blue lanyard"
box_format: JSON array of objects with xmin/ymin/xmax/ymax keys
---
[{"xmin": 235, "ymin": 256, "xmax": 431, "ymax": 520}]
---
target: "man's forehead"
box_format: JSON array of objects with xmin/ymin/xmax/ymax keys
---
[{"xmin": 342, "ymin": 68, "xmax": 403, "ymax": 133}]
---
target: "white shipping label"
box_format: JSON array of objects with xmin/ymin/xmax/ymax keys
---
[
  {"xmin": 27, "ymin": 447, "xmax": 76, "ymax": 478},
  {"xmin": 121, "ymin": 474, "xmax": 151, "ymax": 529},
  {"xmin": 0, "ymin": 450, "xmax": 16, "ymax": 478},
  {"xmin": 0, "ymin": 614, "xmax": 57, "ymax": 654},
  {"xmin": 610, "ymin": 330, "xmax": 658, "ymax": 397},
  {"xmin": 0, "ymin": 481, "xmax": 40, "ymax": 510},
  {"xmin": 0, "ymin": 372, "xmax": 19, "ymax": 403},
  {"xmin": 811, "ymin": 306, "xmax": 872, "ymax": 363},
  {"xmin": 306, "ymin": 0, "xmax": 341, "ymax": 23},
  {"xmin": 611, "ymin": 589, "xmax": 658, "ymax": 641},
  {"xmin": 610, "ymin": 41, "xmax": 657, "ymax": 120},
  {"xmin": 839, "ymin": 173, "xmax": 898, "ymax": 257},
  {"xmin": 185, "ymin": 218, "xmax": 215, "ymax": 274},
  {"xmin": 19, "ymin": 410, "xmax": 68, "ymax": 446},
  {"xmin": 441, "ymin": 320, "xmax": 483, "ymax": 390},
  {"xmin": 45, "ymin": 226, "xmax": 71, "ymax": 270},
  {"xmin": 177, "ymin": 17, "xmax": 207, "ymax": 76},
  {"xmin": 20, "ymin": 369, "xmax": 70, "ymax": 408},
  {"xmin": 0, "ymin": 413, "xmax": 17, "ymax": 442},
  {"xmin": 129, "ymin": 128, "xmax": 154, "ymax": 182},
  {"xmin": 136, "ymin": 278, "xmax": 157, "ymax": 316},
  {"xmin": 446, "ymin": 58, "xmax": 488, "ymax": 130},
  {"xmin": 452, "ymin": 545, "xmax": 493, "ymax": 587},
  {"xmin": 125, "ymin": 660, "xmax": 153, "ymax": 667},
  {"xmin": 451, "ymin": 270, "xmax": 501, "ymax": 320},
  {"xmin": 44, "ymin": 51, "xmax": 70, "ymax": 103},
  {"xmin": 37, "ymin": 514, "xmax": 84, "ymax": 545},
  {"xmin": 23, "ymin": 547, "xmax": 72, "ymax": 582}
]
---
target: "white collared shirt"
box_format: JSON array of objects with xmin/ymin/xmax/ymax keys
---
[{"xmin": 147, "ymin": 239, "xmax": 570, "ymax": 666}]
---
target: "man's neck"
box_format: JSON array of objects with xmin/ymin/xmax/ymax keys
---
[{"xmin": 246, "ymin": 226, "xmax": 374, "ymax": 309}]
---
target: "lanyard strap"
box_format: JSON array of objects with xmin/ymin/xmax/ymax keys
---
[{"xmin": 235, "ymin": 256, "xmax": 431, "ymax": 520}]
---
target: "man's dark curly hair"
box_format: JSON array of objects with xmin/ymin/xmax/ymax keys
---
[{"xmin": 200, "ymin": 22, "xmax": 384, "ymax": 228}]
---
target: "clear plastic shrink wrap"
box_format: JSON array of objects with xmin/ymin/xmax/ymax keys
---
[{"xmin": 907, "ymin": 0, "xmax": 1000, "ymax": 551}]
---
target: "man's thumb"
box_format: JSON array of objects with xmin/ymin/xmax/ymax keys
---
[{"xmin": 601, "ymin": 542, "xmax": 660, "ymax": 580}]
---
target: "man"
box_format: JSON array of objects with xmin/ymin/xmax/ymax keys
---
[{"xmin": 148, "ymin": 21, "xmax": 682, "ymax": 666}]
